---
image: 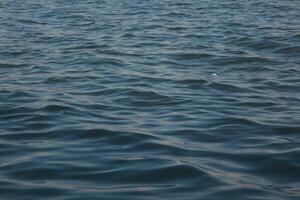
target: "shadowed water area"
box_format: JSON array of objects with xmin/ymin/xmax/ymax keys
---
[{"xmin": 0, "ymin": 0, "xmax": 300, "ymax": 199}]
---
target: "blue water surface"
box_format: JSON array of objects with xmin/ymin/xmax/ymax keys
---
[{"xmin": 0, "ymin": 0, "xmax": 300, "ymax": 199}]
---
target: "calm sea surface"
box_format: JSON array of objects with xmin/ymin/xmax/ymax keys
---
[{"xmin": 1, "ymin": 0, "xmax": 300, "ymax": 199}]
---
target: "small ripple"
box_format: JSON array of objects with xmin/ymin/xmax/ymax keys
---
[
  {"xmin": 274, "ymin": 46, "xmax": 300, "ymax": 56},
  {"xmin": 172, "ymin": 52, "xmax": 216, "ymax": 60},
  {"xmin": 206, "ymin": 82, "xmax": 249, "ymax": 93},
  {"xmin": 17, "ymin": 18, "xmax": 47, "ymax": 25},
  {"xmin": 61, "ymin": 43, "xmax": 110, "ymax": 51},
  {"xmin": 214, "ymin": 56, "xmax": 278, "ymax": 66},
  {"xmin": 0, "ymin": 63, "xmax": 28, "ymax": 68},
  {"xmin": 176, "ymin": 78, "xmax": 208, "ymax": 89},
  {"xmin": 128, "ymin": 164, "xmax": 208, "ymax": 183}
]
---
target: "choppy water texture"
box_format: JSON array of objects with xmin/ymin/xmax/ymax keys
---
[{"xmin": 1, "ymin": 0, "xmax": 300, "ymax": 199}]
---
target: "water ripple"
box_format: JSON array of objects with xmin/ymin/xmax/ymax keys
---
[{"xmin": 1, "ymin": 0, "xmax": 300, "ymax": 199}]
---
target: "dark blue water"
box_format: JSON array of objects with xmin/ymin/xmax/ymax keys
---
[{"xmin": 1, "ymin": 0, "xmax": 300, "ymax": 199}]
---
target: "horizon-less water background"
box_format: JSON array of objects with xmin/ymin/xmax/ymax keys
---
[{"xmin": 1, "ymin": 0, "xmax": 300, "ymax": 199}]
